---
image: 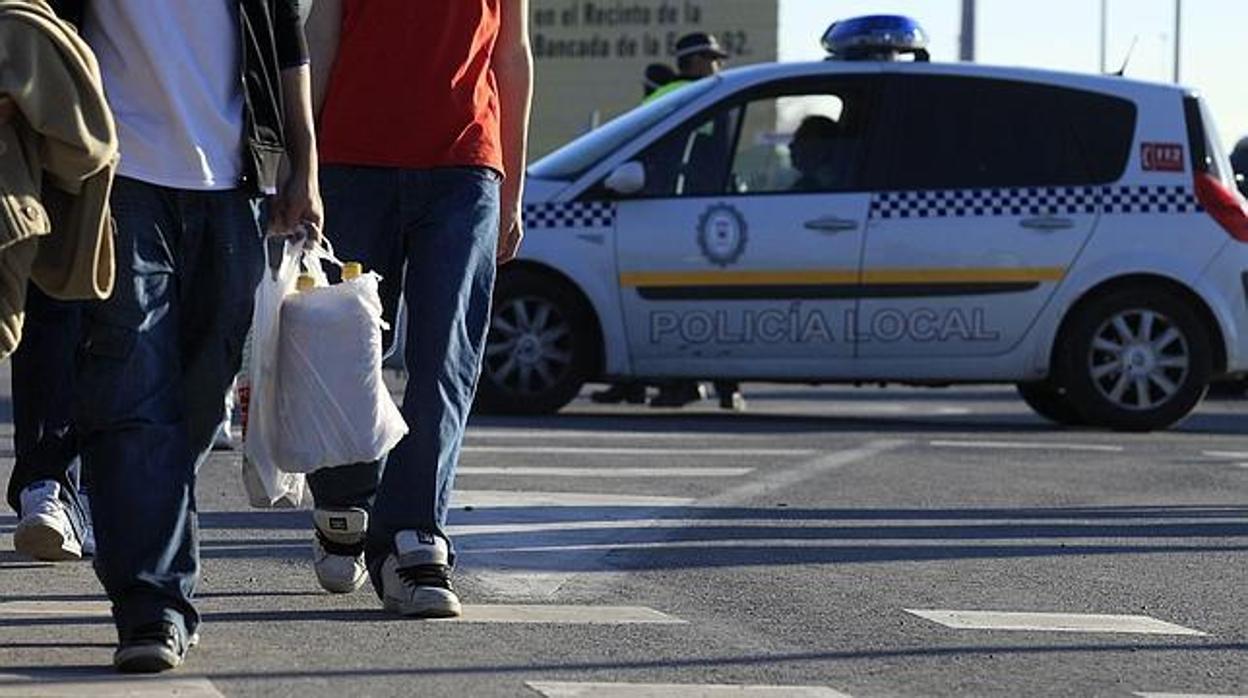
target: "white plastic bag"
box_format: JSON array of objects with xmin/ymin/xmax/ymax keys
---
[
  {"xmin": 241, "ymin": 239, "xmax": 307, "ymax": 507},
  {"xmin": 270, "ymin": 242, "xmax": 408, "ymax": 473}
]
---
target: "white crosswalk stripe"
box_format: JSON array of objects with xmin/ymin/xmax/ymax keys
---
[
  {"xmin": 904, "ymin": 609, "xmax": 1206, "ymax": 636},
  {"xmin": 929, "ymin": 440, "xmax": 1124, "ymax": 453},
  {"xmin": 437, "ymin": 605, "xmax": 683, "ymax": 624},
  {"xmin": 0, "ymin": 675, "xmax": 224, "ymax": 697},
  {"xmin": 0, "ymin": 600, "xmax": 111, "ymax": 618},
  {"xmin": 526, "ymin": 682, "xmax": 852, "ymax": 697},
  {"xmin": 462, "ymin": 446, "xmax": 815, "ymax": 457},
  {"xmin": 454, "ymin": 490, "xmax": 693, "ymax": 508},
  {"xmin": 457, "ymin": 466, "xmax": 754, "ymax": 478}
]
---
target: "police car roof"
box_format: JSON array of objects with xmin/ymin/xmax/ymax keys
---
[{"xmin": 716, "ymin": 59, "xmax": 1192, "ymax": 101}]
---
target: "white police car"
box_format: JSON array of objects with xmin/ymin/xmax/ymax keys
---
[{"xmin": 479, "ymin": 15, "xmax": 1248, "ymax": 431}]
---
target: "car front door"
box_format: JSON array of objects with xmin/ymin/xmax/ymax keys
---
[{"xmin": 607, "ymin": 76, "xmax": 884, "ymax": 378}]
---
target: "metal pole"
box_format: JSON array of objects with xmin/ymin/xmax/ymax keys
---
[
  {"xmin": 1173, "ymin": 0, "xmax": 1182, "ymax": 83},
  {"xmin": 1099, "ymin": 0, "xmax": 1108, "ymax": 73},
  {"xmin": 960, "ymin": 0, "xmax": 976, "ymax": 62}
]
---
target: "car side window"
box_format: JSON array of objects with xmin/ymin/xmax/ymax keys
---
[
  {"xmin": 730, "ymin": 92, "xmax": 870, "ymax": 194},
  {"xmin": 626, "ymin": 78, "xmax": 879, "ymax": 199},
  {"xmin": 883, "ymin": 75, "xmax": 1135, "ymax": 190},
  {"xmin": 634, "ymin": 104, "xmax": 743, "ymax": 198}
]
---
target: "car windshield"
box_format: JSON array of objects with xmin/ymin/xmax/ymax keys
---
[{"xmin": 528, "ymin": 77, "xmax": 720, "ymax": 181}]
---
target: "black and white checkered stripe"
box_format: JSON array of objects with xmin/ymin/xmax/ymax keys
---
[
  {"xmin": 524, "ymin": 202, "xmax": 615, "ymax": 230},
  {"xmin": 869, "ymin": 185, "xmax": 1202, "ymax": 220},
  {"xmin": 870, "ymin": 187, "xmax": 1101, "ymax": 220},
  {"xmin": 1102, "ymin": 184, "xmax": 1202, "ymax": 215}
]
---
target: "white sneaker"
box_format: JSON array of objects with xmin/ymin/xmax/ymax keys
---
[
  {"xmin": 312, "ymin": 508, "xmax": 368, "ymax": 593},
  {"xmin": 379, "ymin": 531, "xmax": 461, "ymax": 618},
  {"xmin": 14, "ymin": 480, "xmax": 83, "ymax": 561}
]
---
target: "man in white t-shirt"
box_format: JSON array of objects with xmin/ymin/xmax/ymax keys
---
[{"xmin": 47, "ymin": 0, "xmax": 320, "ymax": 674}]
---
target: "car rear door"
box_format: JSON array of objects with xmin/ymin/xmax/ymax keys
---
[{"xmin": 854, "ymin": 74, "xmax": 1133, "ymax": 359}]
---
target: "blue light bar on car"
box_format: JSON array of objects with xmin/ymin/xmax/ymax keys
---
[{"xmin": 822, "ymin": 15, "xmax": 930, "ymax": 62}]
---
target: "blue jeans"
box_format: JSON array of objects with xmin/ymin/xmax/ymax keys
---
[
  {"xmin": 6, "ymin": 285, "xmax": 88, "ymax": 538},
  {"xmin": 307, "ymin": 165, "xmax": 500, "ymax": 575},
  {"xmin": 77, "ymin": 177, "xmax": 263, "ymax": 641}
]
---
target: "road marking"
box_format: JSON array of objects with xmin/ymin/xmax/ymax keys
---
[
  {"xmin": 0, "ymin": 675, "xmax": 223, "ymax": 697},
  {"xmin": 458, "ymin": 443, "xmax": 903, "ymax": 600},
  {"xmin": 527, "ymin": 682, "xmax": 851, "ymax": 697},
  {"xmin": 435, "ymin": 605, "xmax": 683, "ymax": 624},
  {"xmin": 1196, "ymin": 452, "xmax": 1248, "ymax": 469},
  {"xmin": 1201, "ymin": 451, "xmax": 1248, "ymax": 459},
  {"xmin": 904, "ymin": 609, "xmax": 1206, "ymax": 636},
  {"xmin": 467, "ymin": 429, "xmax": 752, "ymax": 441},
  {"xmin": 705, "ymin": 440, "xmax": 908, "ymax": 506},
  {"xmin": 0, "ymin": 600, "xmax": 111, "ymax": 618},
  {"xmin": 457, "ymin": 466, "xmax": 753, "ymax": 478},
  {"xmin": 461, "ymin": 446, "xmax": 815, "ymax": 457},
  {"xmin": 454, "ymin": 490, "xmax": 693, "ymax": 508},
  {"xmin": 929, "ymin": 440, "xmax": 1124, "ymax": 453}
]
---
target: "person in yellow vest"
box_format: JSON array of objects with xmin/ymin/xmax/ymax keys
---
[{"xmin": 645, "ymin": 32, "xmax": 728, "ymax": 102}]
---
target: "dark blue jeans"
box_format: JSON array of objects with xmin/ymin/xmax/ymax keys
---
[
  {"xmin": 77, "ymin": 177, "xmax": 263, "ymax": 641},
  {"xmin": 6, "ymin": 285, "xmax": 88, "ymax": 538},
  {"xmin": 307, "ymin": 165, "xmax": 500, "ymax": 575}
]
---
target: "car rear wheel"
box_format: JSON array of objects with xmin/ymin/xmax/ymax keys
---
[
  {"xmin": 1016, "ymin": 382, "xmax": 1085, "ymax": 426},
  {"xmin": 1058, "ymin": 288, "xmax": 1211, "ymax": 431},
  {"xmin": 476, "ymin": 269, "xmax": 596, "ymax": 415}
]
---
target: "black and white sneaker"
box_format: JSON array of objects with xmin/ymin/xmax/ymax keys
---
[
  {"xmin": 312, "ymin": 508, "xmax": 368, "ymax": 594},
  {"xmin": 113, "ymin": 621, "xmax": 189, "ymax": 673},
  {"xmin": 379, "ymin": 531, "xmax": 461, "ymax": 618}
]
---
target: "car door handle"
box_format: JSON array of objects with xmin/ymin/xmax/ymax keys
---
[
  {"xmin": 804, "ymin": 217, "xmax": 859, "ymax": 233},
  {"xmin": 1020, "ymin": 216, "xmax": 1075, "ymax": 232}
]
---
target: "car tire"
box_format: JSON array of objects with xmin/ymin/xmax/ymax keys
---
[
  {"xmin": 1016, "ymin": 382, "xmax": 1085, "ymax": 427},
  {"xmin": 1057, "ymin": 287, "xmax": 1211, "ymax": 432},
  {"xmin": 475, "ymin": 269, "xmax": 596, "ymax": 415}
]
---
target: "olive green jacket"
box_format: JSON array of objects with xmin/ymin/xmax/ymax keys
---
[{"xmin": 0, "ymin": 0, "xmax": 116, "ymax": 359}]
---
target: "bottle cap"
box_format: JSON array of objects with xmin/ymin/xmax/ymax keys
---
[
  {"xmin": 342, "ymin": 262, "xmax": 363, "ymax": 280},
  {"xmin": 296, "ymin": 274, "xmax": 316, "ymax": 292}
]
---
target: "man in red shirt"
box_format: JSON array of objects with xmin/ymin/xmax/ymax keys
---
[{"xmin": 306, "ymin": 0, "xmax": 532, "ymax": 617}]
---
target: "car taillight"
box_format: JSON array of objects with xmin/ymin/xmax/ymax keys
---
[{"xmin": 1195, "ymin": 171, "xmax": 1248, "ymax": 242}]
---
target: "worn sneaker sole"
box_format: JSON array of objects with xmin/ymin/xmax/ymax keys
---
[
  {"xmin": 113, "ymin": 644, "xmax": 183, "ymax": 673},
  {"xmin": 383, "ymin": 588, "xmax": 462, "ymax": 618},
  {"xmin": 13, "ymin": 515, "xmax": 82, "ymax": 561}
]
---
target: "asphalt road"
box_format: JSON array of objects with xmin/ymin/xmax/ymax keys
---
[{"xmin": 1, "ymin": 376, "xmax": 1246, "ymax": 697}]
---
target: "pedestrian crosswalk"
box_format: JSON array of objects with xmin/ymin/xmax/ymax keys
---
[{"xmin": 1, "ymin": 422, "xmax": 1242, "ymax": 697}]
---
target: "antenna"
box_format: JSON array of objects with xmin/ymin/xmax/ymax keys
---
[{"xmin": 1113, "ymin": 35, "xmax": 1139, "ymax": 76}]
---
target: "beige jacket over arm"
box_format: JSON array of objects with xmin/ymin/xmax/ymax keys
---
[{"xmin": 0, "ymin": 0, "xmax": 116, "ymax": 359}]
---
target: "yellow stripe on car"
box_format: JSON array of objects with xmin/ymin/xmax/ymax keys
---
[{"xmin": 619, "ymin": 267, "xmax": 1067, "ymax": 288}]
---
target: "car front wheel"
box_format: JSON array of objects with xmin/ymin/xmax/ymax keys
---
[
  {"xmin": 476, "ymin": 270, "xmax": 596, "ymax": 415},
  {"xmin": 1058, "ymin": 288, "xmax": 1211, "ymax": 432}
]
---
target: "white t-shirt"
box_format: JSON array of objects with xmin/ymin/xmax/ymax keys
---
[{"xmin": 85, "ymin": 1, "xmax": 245, "ymax": 190}]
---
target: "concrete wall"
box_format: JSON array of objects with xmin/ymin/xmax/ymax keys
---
[{"xmin": 529, "ymin": 0, "xmax": 780, "ymax": 158}]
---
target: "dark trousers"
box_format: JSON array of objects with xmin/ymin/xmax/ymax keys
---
[
  {"xmin": 76, "ymin": 177, "xmax": 263, "ymax": 641},
  {"xmin": 6, "ymin": 285, "xmax": 88, "ymax": 538}
]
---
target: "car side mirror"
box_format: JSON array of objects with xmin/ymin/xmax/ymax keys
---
[
  {"xmin": 1237, "ymin": 173, "xmax": 1247, "ymax": 198},
  {"xmin": 604, "ymin": 161, "xmax": 646, "ymax": 196}
]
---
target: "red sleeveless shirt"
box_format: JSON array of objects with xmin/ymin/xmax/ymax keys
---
[{"xmin": 318, "ymin": 0, "xmax": 503, "ymax": 176}]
